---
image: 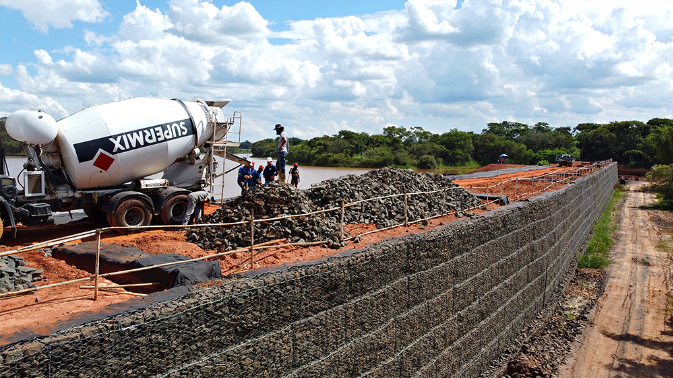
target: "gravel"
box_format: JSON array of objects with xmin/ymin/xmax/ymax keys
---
[
  {"xmin": 187, "ymin": 168, "xmax": 482, "ymax": 251},
  {"xmin": 0, "ymin": 255, "xmax": 44, "ymax": 294},
  {"xmin": 306, "ymin": 167, "xmax": 482, "ymax": 228}
]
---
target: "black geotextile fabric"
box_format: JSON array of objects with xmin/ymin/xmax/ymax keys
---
[{"xmin": 52, "ymin": 242, "xmax": 222, "ymax": 293}]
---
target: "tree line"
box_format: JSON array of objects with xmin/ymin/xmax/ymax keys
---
[
  {"xmin": 250, "ymin": 118, "xmax": 673, "ymax": 169},
  {"xmin": 3, "ymin": 116, "xmax": 672, "ymax": 169}
]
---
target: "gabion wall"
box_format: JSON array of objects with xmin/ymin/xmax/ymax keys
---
[{"xmin": 0, "ymin": 164, "xmax": 617, "ymax": 378}]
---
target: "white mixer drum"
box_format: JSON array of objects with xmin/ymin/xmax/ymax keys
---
[{"xmin": 55, "ymin": 98, "xmax": 211, "ymax": 189}]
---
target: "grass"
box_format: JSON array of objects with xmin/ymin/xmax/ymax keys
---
[
  {"xmin": 643, "ymin": 193, "xmax": 673, "ymax": 211},
  {"xmin": 434, "ymin": 161, "xmax": 482, "ymax": 175},
  {"xmin": 577, "ymin": 185, "xmax": 625, "ymax": 269}
]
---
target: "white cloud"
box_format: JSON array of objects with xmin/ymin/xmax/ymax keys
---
[
  {"xmin": 119, "ymin": 1, "xmax": 173, "ymax": 42},
  {"xmin": 167, "ymin": 0, "xmax": 269, "ymax": 45},
  {"xmin": 34, "ymin": 50, "xmax": 53, "ymax": 64},
  {"xmin": 2, "ymin": 0, "xmax": 673, "ymax": 140},
  {"xmin": 0, "ymin": 64, "xmax": 13, "ymax": 75},
  {"xmin": 0, "ymin": 0, "xmax": 108, "ymax": 33},
  {"xmin": 0, "ymin": 81, "xmax": 67, "ymax": 117}
]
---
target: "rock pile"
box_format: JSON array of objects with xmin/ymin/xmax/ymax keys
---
[
  {"xmin": 186, "ymin": 168, "xmax": 482, "ymax": 251},
  {"xmin": 186, "ymin": 183, "xmax": 345, "ymax": 251},
  {"xmin": 306, "ymin": 168, "xmax": 482, "ymax": 228},
  {"xmin": 0, "ymin": 255, "xmax": 44, "ymax": 294}
]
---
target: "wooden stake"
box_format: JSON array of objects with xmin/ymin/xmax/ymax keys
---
[
  {"xmin": 81, "ymin": 287, "xmax": 146, "ymax": 296},
  {"xmin": 441, "ymin": 189, "xmax": 446, "ymax": 216},
  {"xmin": 81, "ymin": 282, "xmax": 158, "ymax": 289},
  {"xmin": 404, "ymin": 190, "xmax": 408, "ymax": 227},
  {"xmin": 340, "ymin": 199, "xmax": 345, "ymax": 240},
  {"xmin": 514, "ymin": 178, "xmax": 518, "ymax": 200},
  {"xmin": 94, "ymin": 229, "xmax": 101, "ymax": 301},
  {"xmin": 249, "ymin": 209, "xmax": 255, "ymax": 270}
]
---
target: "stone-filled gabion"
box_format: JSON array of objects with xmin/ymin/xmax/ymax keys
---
[
  {"xmin": 0, "ymin": 255, "xmax": 43, "ymax": 294},
  {"xmin": 187, "ymin": 183, "xmax": 346, "ymax": 250},
  {"xmin": 306, "ymin": 167, "xmax": 482, "ymax": 228},
  {"xmin": 187, "ymin": 168, "xmax": 481, "ymax": 251}
]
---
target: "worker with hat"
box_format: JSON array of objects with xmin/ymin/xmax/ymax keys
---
[
  {"xmin": 274, "ymin": 123, "xmax": 289, "ymax": 183},
  {"xmin": 289, "ymin": 163, "xmax": 300, "ymax": 188},
  {"xmin": 263, "ymin": 157, "xmax": 277, "ymax": 184}
]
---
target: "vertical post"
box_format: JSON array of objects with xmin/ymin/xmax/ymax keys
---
[
  {"xmin": 486, "ymin": 184, "xmax": 489, "ymax": 204},
  {"xmin": 514, "ymin": 178, "xmax": 518, "ymax": 200},
  {"xmin": 441, "ymin": 189, "xmax": 446, "ymax": 216},
  {"xmin": 94, "ymin": 229, "xmax": 101, "ymax": 301},
  {"xmin": 221, "ymin": 145, "xmax": 226, "ymax": 209},
  {"xmin": 340, "ymin": 199, "xmax": 345, "ymax": 241},
  {"xmin": 500, "ymin": 180, "xmax": 503, "ymax": 197},
  {"xmin": 249, "ymin": 209, "xmax": 255, "ymax": 270},
  {"xmin": 404, "ymin": 190, "xmax": 408, "ymax": 227}
]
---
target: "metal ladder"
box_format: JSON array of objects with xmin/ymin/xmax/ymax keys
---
[{"xmin": 204, "ymin": 111, "xmax": 249, "ymax": 203}]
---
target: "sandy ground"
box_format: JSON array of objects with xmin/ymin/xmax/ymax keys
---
[
  {"xmin": 0, "ymin": 164, "xmax": 595, "ymax": 344},
  {"xmin": 558, "ymin": 182, "xmax": 673, "ymax": 377}
]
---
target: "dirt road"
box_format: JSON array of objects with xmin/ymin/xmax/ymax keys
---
[{"xmin": 559, "ymin": 182, "xmax": 673, "ymax": 377}]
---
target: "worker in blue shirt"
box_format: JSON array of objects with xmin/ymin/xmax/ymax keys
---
[
  {"xmin": 263, "ymin": 157, "xmax": 277, "ymax": 184},
  {"xmin": 247, "ymin": 162, "xmax": 260, "ymax": 189},
  {"xmin": 237, "ymin": 163, "xmax": 253, "ymax": 194}
]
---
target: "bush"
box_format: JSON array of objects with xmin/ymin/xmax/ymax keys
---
[
  {"xmin": 647, "ymin": 165, "xmax": 673, "ymax": 203},
  {"xmin": 417, "ymin": 155, "xmax": 438, "ymax": 169}
]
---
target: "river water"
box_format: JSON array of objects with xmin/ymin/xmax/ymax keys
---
[{"xmin": 3, "ymin": 156, "xmax": 371, "ymax": 200}]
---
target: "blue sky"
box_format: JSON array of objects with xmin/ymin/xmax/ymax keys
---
[{"xmin": 0, "ymin": 0, "xmax": 671, "ymax": 142}]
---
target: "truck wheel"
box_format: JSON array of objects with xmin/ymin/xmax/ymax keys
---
[
  {"xmin": 110, "ymin": 199, "xmax": 152, "ymax": 234},
  {"xmin": 159, "ymin": 194, "xmax": 188, "ymax": 225}
]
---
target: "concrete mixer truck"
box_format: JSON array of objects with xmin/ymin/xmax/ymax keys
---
[{"xmin": 0, "ymin": 97, "xmax": 248, "ymax": 238}]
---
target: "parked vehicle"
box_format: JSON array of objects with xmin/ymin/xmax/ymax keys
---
[
  {"xmin": 556, "ymin": 154, "xmax": 575, "ymax": 167},
  {"xmin": 0, "ymin": 97, "xmax": 247, "ymax": 238}
]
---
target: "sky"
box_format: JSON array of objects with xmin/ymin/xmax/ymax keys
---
[{"xmin": 0, "ymin": 0, "xmax": 672, "ymax": 142}]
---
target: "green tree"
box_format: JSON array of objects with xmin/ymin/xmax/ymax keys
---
[
  {"xmin": 646, "ymin": 122, "xmax": 673, "ymax": 165},
  {"xmin": 483, "ymin": 121, "xmax": 530, "ymax": 140},
  {"xmin": 472, "ymin": 133, "xmax": 533, "ymax": 165},
  {"xmin": 432, "ymin": 129, "xmax": 474, "ymax": 165},
  {"xmin": 417, "ymin": 155, "xmax": 438, "ymax": 169},
  {"xmin": 0, "ymin": 117, "xmax": 25, "ymax": 156},
  {"xmin": 250, "ymin": 138, "xmax": 277, "ymax": 158}
]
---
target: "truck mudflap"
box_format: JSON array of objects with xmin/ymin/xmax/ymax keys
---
[
  {"xmin": 102, "ymin": 191, "xmax": 155, "ymax": 215},
  {"xmin": 0, "ymin": 197, "xmax": 17, "ymax": 238}
]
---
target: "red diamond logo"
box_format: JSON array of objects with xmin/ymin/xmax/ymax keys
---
[{"xmin": 93, "ymin": 150, "xmax": 115, "ymax": 171}]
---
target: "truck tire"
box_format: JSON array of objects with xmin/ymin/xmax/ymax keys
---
[
  {"xmin": 159, "ymin": 194, "xmax": 188, "ymax": 225},
  {"xmin": 108, "ymin": 198, "xmax": 152, "ymax": 234}
]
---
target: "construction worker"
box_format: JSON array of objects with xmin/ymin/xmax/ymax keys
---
[
  {"xmin": 246, "ymin": 162, "xmax": 258, "ymax": 189},
  {"xmin": 274, "ymin": 124, "xmax": 288, "ymax": 183},
  {"xmin": 237, "ymin": 163, "xmax": 253, "ymax": 194},
  {"xmin": 249, "ymin": 164, "xmax": 263, "ymax": 188},
  {"xmin": 263, "ymin": 157, "xmax": 277, "ymax": 184},
  {"xmin": 289, "ymin": 163, "xmax": 300, "ymax": 188},
  {"xmin": 181, "ymin": 190, "xmax": 210, "ymax": 226}
]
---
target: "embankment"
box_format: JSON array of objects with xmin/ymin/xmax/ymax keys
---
[{"xmin": 0, "ymin": 163, "xmax": 617, "ymax": 378}]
